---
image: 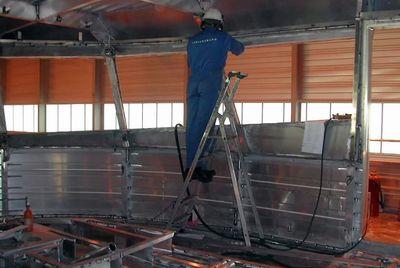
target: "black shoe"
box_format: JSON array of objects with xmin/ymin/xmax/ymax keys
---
[
  {"xmin": 184, "ymin": 167, "xmax": 203, "ymax": 181},
  {"xmin": 197, "ymin": 169, "xmax": 215, "ymax": 183}
]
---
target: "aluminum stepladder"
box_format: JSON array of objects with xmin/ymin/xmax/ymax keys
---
[{"xmin": 167, "ymin": 71, "xmax": 264, "ymax": 247}]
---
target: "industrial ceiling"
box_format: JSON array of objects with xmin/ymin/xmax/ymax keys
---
[
  {"xmin": 0, "ymin": 0, "xmax": 399, "ymax": 56},
  {"xmin": 0, "ymin": 0, "xmax": 359, "ymax": 41}
]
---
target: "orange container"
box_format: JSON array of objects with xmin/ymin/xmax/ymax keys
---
[{"xmin": 23, "ymin": 203, "xmax": 34, "ymax": 232}]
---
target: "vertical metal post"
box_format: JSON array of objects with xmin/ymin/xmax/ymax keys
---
[
  {"xmin": 0, "ymin": 91, "xmax": 6, "ymax": 134},
  {"xmin": 121, "ymin": 149, "xmax": 132, "ymax": 219},
  {"xmin": 39, "ymin": 59, "xmax": 50, "ymax": 133},
  {"xmin": 93, "ymin": 59, "xmax": 104, "ymax": 131},
  {"xmin": 291, "ymin": 44, "xmax": 303, "ymax": 122},
  {"xmin": 350, "ymin": 12, "xmax": 373, "ymax": 242},
  {"xmin": 0, "ymin": 60, "xmax": 7, "ymax": 217},
  {"xmin": 105, "ymin": 56, "xmax": 128, "ymax": 131},
  {"xmin": 0, "ymin": 59, "xmax": 7, "ymax": 133},
  {"xmin": 1, "ymin": 150, "xmax": 8, "ymax": 217}
]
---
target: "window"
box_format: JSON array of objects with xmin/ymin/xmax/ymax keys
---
[
  {"xmin": 46, "ymin": 104, "xmax": 92, "ymax": 132},
  {"xmin": 301, "ymin": 103, "xmax": 330, "ymax": 121},
  {"xmin": 263, "ymin": 103, "xmax": 291, "ymax": 123},
  {"xmin": 143, "ymin": 103, "xmax": 157, "ymax": 128},
  {"xmin": 302, "ymin": 102, "xmax": 400, "ymax": 155},
  {"xmin": 104, "ymin": 103, "xmax": 185, "ymax": 130},
  {"xmin": 369, "ymin": 103, "xmax": 400, "ymax": 154},
  {"xmin": 242, "ymin": 103, "xmax": 263, "ymax": 124},
  {"xmin": 104, "ymin": 104, "xmax": 118, "ymax": 130},
  {"xmin": 301, "ymin": 103, "xmax": 353, "ymax": 121},
  {"xmin": 4, "ymin": 105, "xmax": 38, "ymax": 132},
  {"xmin": 238, "ymin": 103, "xmax": 291, "ymax": 124}
]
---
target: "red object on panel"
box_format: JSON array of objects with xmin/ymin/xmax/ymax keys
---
[
  {"xmin": 369, "ymin": 171, "xmax": 381, "ymax": 218},
  {"xmin": 23, "ymin": 204, "xmax": 34, "ymax": 232}
]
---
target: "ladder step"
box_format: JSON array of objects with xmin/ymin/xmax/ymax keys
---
[{"xmin": 208, "ymin": 135, "xmax": 237, "ymax": 140}]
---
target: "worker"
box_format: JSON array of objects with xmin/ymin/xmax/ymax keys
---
[{"xmin": 186, "ymin": 8, "xmax": 245, "ymax": 182}]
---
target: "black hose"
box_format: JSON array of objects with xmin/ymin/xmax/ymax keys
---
[
  {"xmin": 174, "ymin": 124, "xmax": 249, "ymax": 240},
  {"xmin": 173, "ymin": 122, "xmax": 364, "ymax": 255},
  {"xmin": 282, "ymin": 119, "xmax": 332, "ymax": 250}
]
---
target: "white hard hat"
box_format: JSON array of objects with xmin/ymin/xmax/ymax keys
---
[{"xmin": 203, "ymin": 8, "xmax": 223, "ymax": 23}]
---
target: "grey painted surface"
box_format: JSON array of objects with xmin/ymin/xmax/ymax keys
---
[{"xmin": 4, "ymin": 121, "xmax": 357, "ymax": 250}]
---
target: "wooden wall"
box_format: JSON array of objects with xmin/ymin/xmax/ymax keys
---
[
  {"xmin": 3, "ymin": 29, "xmax": 400, "ymax": 105},
  {"xmin": 226, "ymin": 44, "xmax": 292, "ymax": 102},
  {"xmin": 4, "ymin": 59, "xmax": 40, "ymax": 104},
  {"xmin": 370, "ymin": 159, "xmax": 400, "ymax": 214},
  {"xmin": 372, "ymin": 28, "xmax": 400, "ymax": 101},
  {"xmin": 302, "ymin": 39, "xmax": 355, "ymax": 101},
  {"xmin": 1, "ymin": 54, "xmax": 188, "ymax": 105},
  {"xmin": 47, "ymin": 59, "xmax": 95, "ymax": 104}
]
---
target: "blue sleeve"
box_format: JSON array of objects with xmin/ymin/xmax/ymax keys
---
[
  {"xmin": 187, "ymin": 39, "xmax": 191, "ymax": 68},
  {"xmin": 228, "ymin": 34, "xmax": 245, "ymax": 56}
]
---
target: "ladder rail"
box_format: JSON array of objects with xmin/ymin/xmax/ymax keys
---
[
  {"xmin": 167, "ymin": 75, "xmax": 233, "ymax": 229},
  {"xmin": 219, "ymin": 117, "xmax": 251, "ymax": 247},
  {"xmin": 224, "ymin": 100, "xmax": 265, "ymax": 240},
  {"xmin": 167, "ymin": 71, "xmax": 263, "ymax": 247}
]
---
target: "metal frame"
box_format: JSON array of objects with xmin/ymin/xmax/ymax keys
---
[
  {"xmin": 105, "ymin": 53, "xmax": 128, "ymax": 132},
  {"xmin": 0, "ymin": 218, "xmax": 174, "ymax": 267},
  {"xmin": 350, "ymin": 9, "xmax": 400, "ymax": 243},
  {"xmin": 0, "ymin": 22, "xmax": 355, "ymax": 57}
]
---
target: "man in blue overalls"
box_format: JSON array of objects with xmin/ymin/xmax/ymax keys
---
[{"xmin": 186, "ymin": 8, "xmax": 245, "ymax": 182}]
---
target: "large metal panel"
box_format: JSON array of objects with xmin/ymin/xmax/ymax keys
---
[
  {"xmin": 125, "ymin": 121, "xmax": 353, "ymax": 249},
  {"xmin": 128, "ymin": 149, "xmax": 351, "ymax": 248},
  {"xmin": 2, "ymin": 120, "xmax": 356, "ymax": 251},
  {"xmin": 243, "ymin": 121, "xmax": 351, "ymax": 160},
  {"xmin": 6, "ymin": 148, "xmax": 123, "ymax": 216}
]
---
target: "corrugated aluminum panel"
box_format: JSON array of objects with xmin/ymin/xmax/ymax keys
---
[
  {"xmin": 126, "ymin": 121, "xmax": 353, "ymax": 249},
  {"xmin": 128, "ymin": 153, "xmax": 351, "ymax": 248},
  {"xmin": 4, "ymin": 59, "xmax": 40, "ymax": 105},
  {"xmin": 302, "ymin": 38, "xmax": 355, "ymax": 102},
  {"xmin": 4, "ymin": 30, "xmax": 400, "ymax": 104},
  {"xmin": 227, "ymin": 45, "xmax": 292, "ymax": 102},
  {"xmin": 3, "ymin": 121, "xmax": 357, "ymax": 250},
  {"xmin": 6, "ymin": 148, "xmax": 123, "ymax": 216},
  {"xmin": 372, "ymin": 28, "xmax": 400, "ymax": 101},
  {"xmin": 48, "ymin": 59, "xmax": 95, "ymax": 104},
  {"xmin": 102, "ymin": 54, "xmax": 187, "ymax": 103},
  {"xmin": 302, "ymin": 29, "xmax": 400, "ymax": 102}
]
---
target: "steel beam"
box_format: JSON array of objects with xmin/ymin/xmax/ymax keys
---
[
  {"xmin": 290, "ymin": 44, "xmax": 303, "ymax": 122},
  {"xmin": 350, "ymin": 9, "xmax": 400, "ymax": 245},
  {"xmin": 38, "ymin": 59, "xmax": 50, "ymax": 133},
  {"xmin": 0, "ymin": 23, "xmax": 355, "ymax": 57},
  {"xmin": 0, "ymin": 59, "xmax": 6, "ymax": 133},
  {"xmin": 348, "ymin": 0, "xmax": 372, "ymax": 246},
  {"xmin": 0, "ymin": 0, "xmax": 105, "ymax": 38},
  {"xmin": 137, "ymin": 0, "xmax": 204, "ymax": 13},
  {"xmin": 105, "ymin": 55, "xmax": 127, "ymax": 131},
  {"xmin": 93, "ymin": 59, "xmax": 104, "ymax": 131}
]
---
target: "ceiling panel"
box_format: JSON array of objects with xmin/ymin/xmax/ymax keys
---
[{"xmin": 0, "ymin": 0, "xmax": 359, "ymax": 42}]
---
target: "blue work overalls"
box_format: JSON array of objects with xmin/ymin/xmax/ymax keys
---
[{"xmin": 186, "ymin": 27, "xmax": 244, "ymax": 169}]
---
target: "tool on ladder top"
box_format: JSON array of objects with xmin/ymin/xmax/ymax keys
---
[{"xmin": 167, "ymin": 71, "xmax": 264, "ymax": 247}]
